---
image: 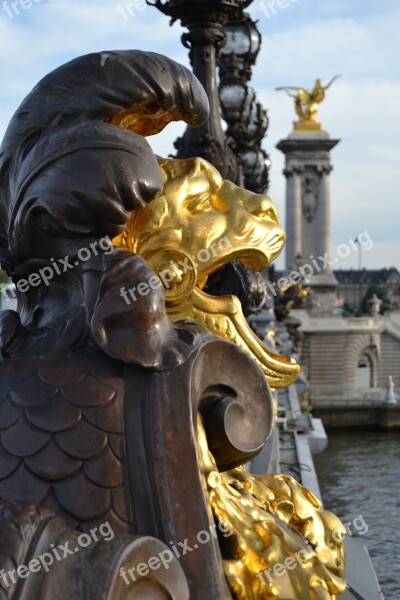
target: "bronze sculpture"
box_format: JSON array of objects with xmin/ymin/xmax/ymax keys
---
[{"xmin": 0, "ymin": 51, "xmax": 346, "ymax": 599}]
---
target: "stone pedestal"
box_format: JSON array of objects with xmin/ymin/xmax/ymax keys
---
[{"xmin": 277, "ymin": 131, "xmax": 340, "ymax": 314}]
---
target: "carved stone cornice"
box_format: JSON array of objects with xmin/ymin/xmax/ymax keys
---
[{"xmin": 276, "ymin": 137, "xmax": 340, "ymax": 155}]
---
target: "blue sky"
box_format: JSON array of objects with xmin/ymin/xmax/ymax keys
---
[{"xmin": 0, "ymin": 0, "xmax": 399, "ymax": 270}]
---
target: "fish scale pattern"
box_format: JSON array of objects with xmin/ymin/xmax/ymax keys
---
[{"xmin": 0, "ymin": 348, "xmax": 131, "ymax": 534}]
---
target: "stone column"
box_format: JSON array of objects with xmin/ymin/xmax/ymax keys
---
[
  {"xmin": 284, "ymin": 165, "xmax": 302, "ymax": 271},
  {"xmin": 276, "ymin": 133, "xmax": 340, "ymax": 314},
  {"xmin": 317, "ymin": 164, "xmax": 334, "ymax": 274}
]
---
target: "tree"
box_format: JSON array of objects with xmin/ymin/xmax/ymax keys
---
[{"xmin": 361, "ymin": 284, "xmax": 389, "ymax": 315}]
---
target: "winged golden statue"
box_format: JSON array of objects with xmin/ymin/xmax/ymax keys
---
[{"xmin": 276, "ymin": 76, "xmax": 340, "ymax": 131}]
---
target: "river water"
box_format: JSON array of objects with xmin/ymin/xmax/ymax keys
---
[{"xmin": 314, "ymin": 430, "xmax": 400, "ymax": 599}]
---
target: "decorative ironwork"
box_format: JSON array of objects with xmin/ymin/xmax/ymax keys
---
[
  {"xmin": 147, "ymin": 0, "xmax": 255, "ymax": 22},
  {"xmin": 219, "ymin": 13, "xmax": 261, "ymax": 83},
  {"xmin": 148, "ymin": 0, "xmax": 257, "ymax": 182},
  {"xmin": 219, "ymin": 13, "xmax": 271, "ymax": 193}
]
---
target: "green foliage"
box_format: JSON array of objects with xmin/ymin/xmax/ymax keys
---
[
  {"xmin": 0, "ymin": 269, "xmax": 9, "ymax": 286},
  {"xmin": 361, "ymin": 284, "xmax": 389, "ymax": 315}
]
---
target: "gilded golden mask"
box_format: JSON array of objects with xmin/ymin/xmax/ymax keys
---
[{"xmin": 113, "ymin": 156, "xmax": 300, "ymax": 388}]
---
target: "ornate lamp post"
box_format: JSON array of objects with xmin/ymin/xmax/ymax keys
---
[
  {"xmin": 147, "ymin": 0, "xmax": 255, "ymax": 182},
  {"xmin": 219, "ymin": 13, "xmax": 271, "ymax": 193},
  {"xmin": 219, "ymin": 13, "xmax": 261, "ymax": 84},
  {"xmin": 148, "ymin": 0, "xmax": 269, "ymax": 313}
]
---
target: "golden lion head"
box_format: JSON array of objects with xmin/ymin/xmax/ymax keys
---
[
  {"xmin": 114, "ymin": 156, "xmax": 299, "ymax": 389},
  {"xmin": 128, "ymin": 156, "xmax": 284, "ymax": 276}
]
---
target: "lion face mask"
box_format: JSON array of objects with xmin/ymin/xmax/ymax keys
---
[{"xmin": 113, "ymin": 156, "xmax": 299, "ymax": 389}]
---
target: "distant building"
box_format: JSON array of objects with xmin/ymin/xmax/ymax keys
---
[
  {"xmin": 276, "ymin": 119, "xmax": 400, "ymax": 425},
  {"xmin": 335, "ymin": 267, "xmax": 400, "ymax": 313}
]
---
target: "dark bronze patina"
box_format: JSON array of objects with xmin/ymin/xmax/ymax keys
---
[{"xmin": 0, "ymin": 50, "xmax": 273, "ymax": 599}]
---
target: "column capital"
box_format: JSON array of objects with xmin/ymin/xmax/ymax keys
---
[
  {"xmin": 316, "ymin": 164, "xmax": 333, "ymax": 175},
  {"xmin": 283, "ymin": 164, "xmax": 304, "ymax": 177}
]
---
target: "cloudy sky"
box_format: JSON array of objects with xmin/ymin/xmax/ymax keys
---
[{"xmin": 0, "ymin": 0, "xmax": 398, "ymax": 270}]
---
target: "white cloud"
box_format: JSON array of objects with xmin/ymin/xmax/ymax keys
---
[
  {"xmin": 0, "ymin": 0, "xmax": 398, "ymax": 269},
  {"xmin": 0, "ymin": 0, "xmax": 189, "ymax": 137},
  {"xmin": 249, "ymin": 8, "xmax": 400, "ymax": 269}
]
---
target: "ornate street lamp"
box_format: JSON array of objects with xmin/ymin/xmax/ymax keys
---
[
  {"xmin": 218, "ymin": 13, "xmax": 271, "ymax": 193},
  {"xmin": 148, "ymin": 0, "xmax": 269, "ymax": 313},
  {"xmin": 147, "ymin": 0, "xmax": 255, "ymax": 182},
  {"xmin": 219, "ymin": 13, "xmax": 261, "ymax": 84}
]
